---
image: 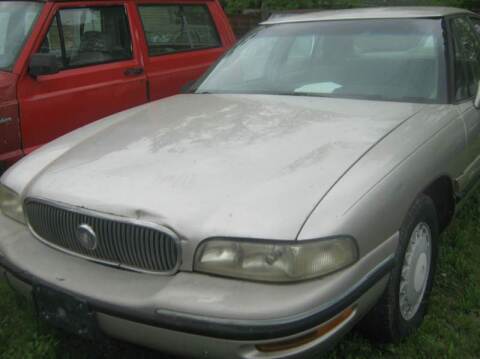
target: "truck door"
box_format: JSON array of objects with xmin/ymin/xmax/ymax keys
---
[{"xmin": 17, "ymin": 1, "xmax": 148, "ymax": 153}]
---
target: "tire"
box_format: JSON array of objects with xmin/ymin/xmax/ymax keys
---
[{"xmin": 360, "ymin": 194, "xmax": 439, "ymax": 343}]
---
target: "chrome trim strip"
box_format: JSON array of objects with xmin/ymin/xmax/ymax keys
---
[{"xmin": 24, "ymin": 197, "xmax": 182, "ymax": 276}]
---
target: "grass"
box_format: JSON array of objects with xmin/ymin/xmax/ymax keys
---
[{"xmin": 1, "ymin": 193, "xmax": 480, "ymax": 359}]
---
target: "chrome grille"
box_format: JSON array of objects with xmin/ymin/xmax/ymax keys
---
[{"xmin": 25, "ymin": 200, "xmax": 180, "ymax": 274}]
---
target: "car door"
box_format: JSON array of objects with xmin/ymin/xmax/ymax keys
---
[
  {"xmin": 450, "ymin": 15, "xmax": 480, "ymax": 193},
  {"xmin": 17, "ymin": 1, "xmax": 148, "ymax": 153},
  {"xmin": 134, "ymin": 0, "xmax": 235, "ymax": 100}
]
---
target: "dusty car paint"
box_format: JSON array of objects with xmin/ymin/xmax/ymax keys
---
[{"xmin": 4, "ymin": 95, "xmax": 423, "ymax": 251}]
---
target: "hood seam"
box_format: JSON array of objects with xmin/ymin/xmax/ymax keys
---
[{"xmin": 294, "ymin": 105, "xmax": 427, "ymax": 240}]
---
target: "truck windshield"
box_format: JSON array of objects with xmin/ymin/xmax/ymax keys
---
[
  {"xmin": 195, "ymin": 19, "xmax": 447, "ymax": 104},
  {"xmin": 0, "ymin": 1, "xmax": 43, "ymax": 71}
]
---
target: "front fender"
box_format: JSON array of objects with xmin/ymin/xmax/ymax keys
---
[{"xmin": 298, "ymin": 105, "xmax": 465, "ymax": 258}]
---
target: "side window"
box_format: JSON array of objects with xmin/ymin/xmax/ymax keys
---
[
  {"xmin": 39, "ymin": 6, "xmax": 132, "ymax": 69},
  {"xmin": 182, "ymin": 5, "xmax": 221, "ymax": 49},
  {"xmin": 138, "ymin": 4, "xmax": 221, "ymax": 56},
  {"xmin": 451, "ymin": 17, "xmax": 480, "ymax": 101},
  {"xmin": 40, "ymin": 17, "xmax": 61, "ymax": 56}
]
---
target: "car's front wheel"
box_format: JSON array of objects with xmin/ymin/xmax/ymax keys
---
[{"xmin": 360, "ymin": 194, "xmax": 439, "ymax": 342}]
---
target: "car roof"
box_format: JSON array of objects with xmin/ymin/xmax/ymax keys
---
[{"xmin": 262, "ymin": 6, "xmax": 475, "ymax": 25}]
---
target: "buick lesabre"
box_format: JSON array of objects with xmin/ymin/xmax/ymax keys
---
[{"xmin": 1, "ymin": 6, "xmax": 480, "ymax": 359}]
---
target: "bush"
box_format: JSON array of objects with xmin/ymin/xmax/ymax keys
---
[{"xmin": 222, "ymin": 0, "xmax": 477, "ymax": 15}]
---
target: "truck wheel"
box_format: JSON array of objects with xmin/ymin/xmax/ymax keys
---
[{"xmin": 360, "ymin": 194, "xmax": 439, "ymax": 342}]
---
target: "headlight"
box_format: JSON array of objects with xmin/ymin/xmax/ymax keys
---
[
  {"xmin": 0, "ymin": 185, "xmax": 25, "ymax": 224},
  {"xmin": 194, "ymin": 237, "xmax": 358, "ymax": 282}
]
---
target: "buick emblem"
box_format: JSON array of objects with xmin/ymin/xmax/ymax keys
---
[{"xmin": 76, "ymin": 224, "xmax": 98, "ymax": 250}]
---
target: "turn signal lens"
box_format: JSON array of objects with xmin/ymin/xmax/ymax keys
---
[{"xmin": 256, "ymin": 306, "xmax": 355, "ymax": 353}]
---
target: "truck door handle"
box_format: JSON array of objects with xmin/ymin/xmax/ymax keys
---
[{"xmin": 124, "ymin": 67, "xmax": 144, "ymax": 76}]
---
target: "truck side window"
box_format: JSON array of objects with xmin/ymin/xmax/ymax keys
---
[
  {"xmin": 39, "ymin": 6, "xmax": 133, "ymax": 69},
  {"xmin": 138, "ymin": 4, "xmax": 221, "ymax": 56}
]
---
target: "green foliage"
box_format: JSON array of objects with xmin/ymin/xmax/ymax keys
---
[
  {"xmin": 222, "ymin": 0, "xmax": 477, "ymax": 15},
  {"xmin": 223, "ymin": 0, "xmax": 361, "ymax": 14}
]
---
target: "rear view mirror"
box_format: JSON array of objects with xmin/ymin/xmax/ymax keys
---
[
  {"xmin": 475, "ymin": 81, "xmax": 480, "ymax": 109},
  {"xmin": 29, "ymin": 53, "xmax": 60, "ymax": 78}
]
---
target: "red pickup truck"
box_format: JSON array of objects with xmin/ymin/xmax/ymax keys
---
[{"xmin": 0, "ymin": 0, "xmax": 235, "ymax": 173}]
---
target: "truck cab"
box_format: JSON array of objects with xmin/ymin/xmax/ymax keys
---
[{"xmin": 0, "ymin": 0, "xmax": 235, "ymax": 173}]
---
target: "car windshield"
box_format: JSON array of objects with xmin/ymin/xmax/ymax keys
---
[
  {"xmin": 195, "ymin": 19, "xmax": 447, "ymax": 103},
  {"xmin": 0, "ymin": 1, "xmax": 43, "ymax": 71}
]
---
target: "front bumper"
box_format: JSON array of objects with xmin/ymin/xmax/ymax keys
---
[{"xmin": 0, "ymin": 214, "xmax": 397, "ymax": 358}]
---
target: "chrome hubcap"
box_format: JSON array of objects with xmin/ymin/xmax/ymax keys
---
[{"xmin": 399, "ymin": 222, "xmax": 432, "ymax": 321}]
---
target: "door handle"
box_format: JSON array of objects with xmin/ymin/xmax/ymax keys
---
[{"xmin": 124, "ymin": 67, "xmax": 144, "ymax": 76}]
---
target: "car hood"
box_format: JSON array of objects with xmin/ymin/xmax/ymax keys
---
[{"xmin": 25, "ymin": 94, "xmax": 424, "ymax": 241}]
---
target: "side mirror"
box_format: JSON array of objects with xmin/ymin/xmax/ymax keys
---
[
  {"xmin": 475, "ymin": 81, "xmax": 480, "ymax": 109},
  {"xmin": 29, "ymin": 53, "xmax": 60, "ymax": 78}
]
